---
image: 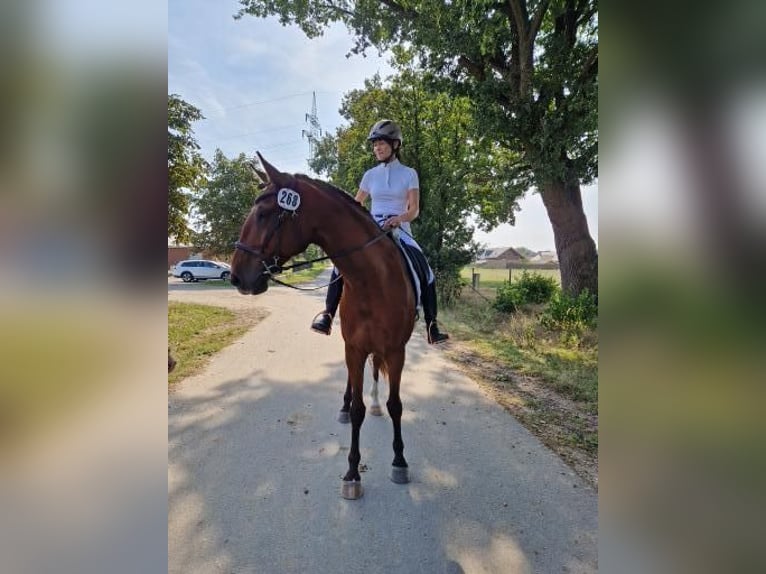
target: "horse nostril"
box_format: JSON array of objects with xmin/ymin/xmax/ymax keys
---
[{"xmin": 230, "ymin": 274, "xmax": 240, "ymax": 286}]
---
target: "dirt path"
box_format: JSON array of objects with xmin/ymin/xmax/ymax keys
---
[{"xmin": 168, "ymin": 278, "xmax": 597, "ymax": 574}]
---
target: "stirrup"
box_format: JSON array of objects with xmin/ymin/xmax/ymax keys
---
[
  {"xmin": 427, "ymin": 321, "xmax": 449, "ymax": 345},
  {"xmin": 310, "ymin": 311, "xmax": 333, "ymax": 335}
]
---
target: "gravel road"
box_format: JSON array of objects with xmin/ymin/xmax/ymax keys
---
[{"xmin": 168, "ymin": 273, "xmax": 597, "ymax": 574}]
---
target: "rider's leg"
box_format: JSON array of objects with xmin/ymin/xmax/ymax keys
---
[
  {"xmin": 421, "ymin": 277, "xmax": 449, "ymax": 345},
  {"xmin": 310, "ymin": 268, "xmax": 343, "ymax": 335}
]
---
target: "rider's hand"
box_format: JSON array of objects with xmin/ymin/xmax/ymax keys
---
[{"xmin": 383, "ymin": 216, "xmax": 401, "ymax": 230}]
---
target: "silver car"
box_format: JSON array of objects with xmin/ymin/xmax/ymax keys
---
[{"xmin": 171, "ymin": 259, "xmax": 231, "ymax": 282}]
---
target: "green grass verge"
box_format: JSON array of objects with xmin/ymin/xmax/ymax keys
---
[
  {"xmin": 168, "ymin": 302, "xmax": 255, "ymax": 385},
  {"xmin": 273, "ymin": 263, "xmax": 329, "ymax": 285},
  {"xmin": 440, "ymin": 292, "xmax": 598, "ymax": 453}
]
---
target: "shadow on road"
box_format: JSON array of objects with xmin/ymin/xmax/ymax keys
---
[{"xmin": 168, "ymin": 332, "xmax": 596, "ymax": 574}]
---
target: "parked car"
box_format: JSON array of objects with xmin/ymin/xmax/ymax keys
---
[{"xmin": 171, "ymin": 259, "xmax": 231, "ymax": 282}]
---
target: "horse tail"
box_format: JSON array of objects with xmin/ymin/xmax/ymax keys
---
[{"xmin": 371, "ymin": 354, "xmax": 387, "ymax": 381}]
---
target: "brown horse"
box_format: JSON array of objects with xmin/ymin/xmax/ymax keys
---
[{"xmin": 230, "ymin": 153, "xmax": 416, "ymax": 499}]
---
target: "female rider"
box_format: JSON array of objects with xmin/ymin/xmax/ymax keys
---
[{"xmin": 310, "ymin": 119, "xmax": 449, "ymax": 345}]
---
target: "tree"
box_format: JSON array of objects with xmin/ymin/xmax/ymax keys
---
[
  {"xmin": 309, "ymin": 70, "xmax": 509, "ymax": 304},
  {"xmin": 236, "ymin": 0, "xmax": 598, "ymax": 296},
  {"xmin": 168, "ymin": 94, "xmax": 207, "ymax": 243},
  {"xmin": 192, "ymin": 150, "xmax": 261, "ymax": 257}
]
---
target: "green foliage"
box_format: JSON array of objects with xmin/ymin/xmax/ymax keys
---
[
  {"xmin": 235, "ymin": 0, "xmax": 599, "ymax": 297},
  {"xmin": 434, "ymin": 268, "xmax": 464, "ymax": 308},
  {"xmin": 540, "ymin": 289, "xmax": 598, "ymax": 342},
  {"xmin": 493, "ymin": 284, "xmax": 518, "ymax": 313},
  {"xmin": 309, "ymin": 71, "xmax": 503, "ymax": 297},
  {"xmin": 168, "ymin": 94, "xmax": 208, "ymax": 243},
  {"xmin": 236, "ymin": 0, "xmax": 597, "ymax": 189},
  {"xmin": 516, "ymin": 271, "xmax": 560, "ymax": 304},
  {"xmin": 192, "ymin": 150, "xmax": 261, "ymax": 257},
  {"xmin": 493, "ymin": 271, "xmax": 559, "ymax": 313}
]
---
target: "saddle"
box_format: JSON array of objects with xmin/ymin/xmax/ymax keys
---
[{"xmin": 388, "ymin": 230, "xmax": 429, "ymax": 317}]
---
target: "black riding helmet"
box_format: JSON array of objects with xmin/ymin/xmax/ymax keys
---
[{"xmin": 367, "ymin": 120, "xmax": 402, "ymax": 152}]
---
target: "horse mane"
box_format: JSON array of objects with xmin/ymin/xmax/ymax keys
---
[{"xmin": 293, "ymin": 174, "xmax": 374, "ymax": 221}]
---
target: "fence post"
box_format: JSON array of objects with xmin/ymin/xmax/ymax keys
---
[
  {"xmin": 509, "ymin": 267, "xmax": 513, "ymax": 284},
  {"xmin": 472, "ymin": 271, "xmax": 480, "ymax": 290}
]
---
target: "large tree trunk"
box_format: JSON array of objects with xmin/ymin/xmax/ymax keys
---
[{"xmin": 539, "ymin": 178, "xmax": 598, "ymax": 297}]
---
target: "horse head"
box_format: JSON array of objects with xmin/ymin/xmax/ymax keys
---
[{"xmin": 230, "ymin": 153, "xmax": 313, "ymax": 295}]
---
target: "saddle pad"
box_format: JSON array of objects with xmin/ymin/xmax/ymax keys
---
[{"xmin": 391, "ymin": 231, "xmax": 429, "ymax": 315}]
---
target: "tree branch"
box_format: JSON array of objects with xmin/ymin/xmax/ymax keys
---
[
  {"xmin": 507, "ymin": 0, "xmax": 529, "ymax": 39},
  {"xmin": 506, "ymin": 1, "xmax": 534, "ymax": 98},
  {"xmin": 489, "ymin": 53, "xmax": 511, "ymax": 79},
  {"xmin": 318, "ymin": 2, "xmax": 355, "ymax": 18},
  {"xmin": 377, "ymin": 0, "xmax": 419, "ymax": 19},
  {"xmin": 573, "ymin": 47, "xmax": 598, "ymax": 93},
  {"xmin": 457, "ymin": 55, "xmax": 486, "ymax": 81},
  {"xmin": 529, "ymin": 0, "xmax": 550, "ymax": 43},
  {"xmin": 577, "ymin": 5, "xmax": 597, "ymax": 29}
]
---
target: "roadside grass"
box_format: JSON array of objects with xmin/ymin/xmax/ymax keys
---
[
  {"xmin": 440, "ymin": 290, "xmax": 598, "ymax": 466},
  {"xmin": 167, "ymin": 264, "xmax": 325, "ymax": 385},
  {"xmin": 168, "ymin": 302, "xmax": 261, "ymax": 385},
  {"xmin": 275, "ymin": 263, "xmax": 329, "ymax": 285}
]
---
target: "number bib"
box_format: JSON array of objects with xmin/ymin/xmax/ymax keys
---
[{"xmin": 277, "ymin": 188, "xmax": 301, "ymax": 211}]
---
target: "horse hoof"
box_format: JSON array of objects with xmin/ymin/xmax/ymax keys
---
[
  {"xmin": 390, "ymin": 466, "xmax": 410, "ymax": 484},
  {"xmin": 369, "ymin": 405, "xmax": 383, "ymax": 416},
  {"xmin": 341, "ymin": 480, "xmax": 364, "ymax": 499},
  {"xmin": 337, "ymin": 410, "xmax": 350, "ymax": 424}
]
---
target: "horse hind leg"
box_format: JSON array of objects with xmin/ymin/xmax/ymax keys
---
[
  {"xmin": 341, "ymin": 346, "xmax": 367, "ymax": 500},
  {"xmin": 385, "ymin": 349, "xmax": 409, "ymax": 484},
  {"xmin": 369, "ymin": 355, "xmax": 384, "ymax": 417}
]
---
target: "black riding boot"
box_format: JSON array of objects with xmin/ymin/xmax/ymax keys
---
[
  {"xmin": 422, "ymin": 280, "xmax": 449, "ymax": 344},
  {"xmin": 310, "ymin": 269, "xmax": 343, "ymax": 335}
]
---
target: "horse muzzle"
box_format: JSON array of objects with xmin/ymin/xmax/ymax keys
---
[{"xmin": 230, "ymin": 272, "xmax": 269, "ymax": 295}]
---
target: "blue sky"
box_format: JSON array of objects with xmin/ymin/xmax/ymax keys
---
[{"xmin": 169, "ymin": 0, "xmax": 598, "ymax": 251}]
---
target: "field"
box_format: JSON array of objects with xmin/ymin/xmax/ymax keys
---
[{"xmin": 460, "ymin": 266, "xmax": 561, "ymax": 296}]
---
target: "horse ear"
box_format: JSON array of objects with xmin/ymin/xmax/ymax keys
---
[
  {"xmin": 247, "ymin": 160, "xmax": 268, "ymax": 184},
  {"xmin": 255, "ymin": 152, "xmax": 285, "ymax": 186}
]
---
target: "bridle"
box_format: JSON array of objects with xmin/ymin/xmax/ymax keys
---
[
  {"xmin": 234, "ymin": 190, "xmax": 294, "ymax": 276},
  {"xmin": 234, "ymin": 187, "xmax": 390, "ymax": 290}
]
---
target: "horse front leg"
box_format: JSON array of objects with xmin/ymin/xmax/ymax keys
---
[
  {"xmin": 385, "ymin": 348, "xmax": 409, "ymax": 484},
  {"xmin": 338, "ymin": 379, "xmax": 351, "ymax": 424},
  {"xmin": 369, "ymin": 355, "xmax": 383, "ymax": 416},
  {"xmin": 341, "ymin": 345, "xmax": 367, "ymax": 499}
]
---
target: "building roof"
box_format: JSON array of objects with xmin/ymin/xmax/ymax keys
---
[
  {"xmin": 528, "ymin": 250, "xmax": 558, "ymax": 263},
  {"xmin": 477, "ymin": 246, "xmax": 525, "ymax": 261}
]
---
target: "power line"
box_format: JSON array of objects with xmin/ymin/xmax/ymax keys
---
[
  {"xmin": 202, "ymin": 90, "xmax": 339, "ymax": 116},
  {"xmin": 212, "ymin": 92, "xmax": 315, "ymax": 113},
  {"xmin": 214, "ymin": 123, "xmax": 304, "ymax": 141},
  {"xmin": 258, "ymin": 140, "xmax": 306, "ymax": 152}
]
